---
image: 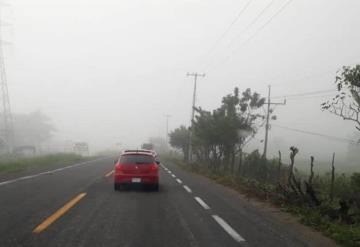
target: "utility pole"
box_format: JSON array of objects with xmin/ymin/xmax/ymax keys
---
[
  {"xmin": 164, "ymin": 114, "xmax": 171, "ymax": 146},
  {"xmin": 263, "ymin": 85, "xmax": 286, "ymax": 159},
  {"xmin": 0, "ymin": 4, "xmax": 14, "ymax": 153},
  {"xmin": 186, "ymin": 72, "xmax": 205, "ymax": 163}
]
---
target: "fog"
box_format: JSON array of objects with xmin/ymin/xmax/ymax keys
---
[{"xmin": 3, "ymin": 0, "xmax": 360, "ymax": 161}]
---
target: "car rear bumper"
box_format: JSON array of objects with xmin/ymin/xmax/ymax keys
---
[{"xmin": 114, "ymin": 173, "xmax": 159, "ymax": 184}]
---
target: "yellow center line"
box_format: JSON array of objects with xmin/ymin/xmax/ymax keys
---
[
  {"xmin": 33, "ymin": 192, "xmax": 87, "ymax": 234},
  {"xmin": 105, "ymin": 170, "xmax": 114, "ymax": 177}
]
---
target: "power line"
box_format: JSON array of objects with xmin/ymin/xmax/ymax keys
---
[
  {"xmin": 202, "ymin": 0, "xmax": 252, "ymax": 58},
  {"xmin": 271, "ymin": 89, "xmax": 334, "ymax": 99},
  {"xmin": 203, "ymin": 0, "xmax": 277, "ymax": 70},
  {"xmin": 228, "ymin": 0, "xmax": 277, "ymax": 47},
  {"xmin": 272, "ymin": 124, "xmax": 359, "ymax": 145},
  {"xmin": 234, "ymin": 0, "xmax": 294, "ymax": 52},
  {"xmin": 206, "ymin": 0, "xmax": 294, "ymax": 72},
  {"xmin": 284, "ymin": 93, "xmax": 335, "ymax": 101},
  {"xmin": 248, "ymin": 60, "xmax": 360, "ymax": 87}
]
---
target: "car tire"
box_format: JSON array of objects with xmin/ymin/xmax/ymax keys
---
[{"xmin": 153, "ymin": 183, "xmax": 159, "ymax": 191}]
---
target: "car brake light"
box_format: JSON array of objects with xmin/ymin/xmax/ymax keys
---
[
  {"xmin": 150, "ymin": 164, "xmax": 158, "ymax": 172},
  {"xmin": 115, "ymin": 164, "xmax": 123, "ymax": 171}
]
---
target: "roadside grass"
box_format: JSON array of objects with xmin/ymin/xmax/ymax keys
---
[
  {"xmin": 290, "ymin": 206, "xmax": 360, "ymax": 247},
  {"xmin": 167, "ymin": 157, "xmax": 360, "ymax": 247},
  {"xmin": 0, "ymin": 153, "xmax": 84, "ymax": 173}
]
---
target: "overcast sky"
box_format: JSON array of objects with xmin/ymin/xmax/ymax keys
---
[{"xmin": 3, "ymin": 0, "xmax": 360, "ymax": 160}]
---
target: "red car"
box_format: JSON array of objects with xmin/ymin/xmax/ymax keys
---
[{"xmin": 114, "ymin": 151, "xmax": 159, "ymax": 191}]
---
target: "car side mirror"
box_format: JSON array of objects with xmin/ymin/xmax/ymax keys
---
[
  {"xmin": 114, "ymin": 159, "xmax": 118, "ymax": 165},
  {"xmin": 155, "ymin": 161, "xmax": 160, "ymax": 165}
]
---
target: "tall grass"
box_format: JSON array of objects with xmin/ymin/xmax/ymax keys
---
[{"xmin": 0, "ymin": 153, "xmax": 83, "ymax": 173}]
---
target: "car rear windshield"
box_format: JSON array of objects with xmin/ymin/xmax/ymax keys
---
[{"xmin": 120, "ymin": 154, "xmax": 154, "ymax": 164}]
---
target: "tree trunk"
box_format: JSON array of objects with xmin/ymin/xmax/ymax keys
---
[
  {"xmin": 278, "ymin": 151, "xmax": 282, "ymax": 182},
  {"xmin": 330, "ymin": 152, "xmax": 335, "ymax": 202},
  {"xmin": 238, "ymin": 148, "xmax": 243, "ymax": 175},
  {"xmin": 182, "ymin": 146, "xmax": 189, "ymax": 162},
  {"xmin": 230, "ymin": 147, "xmax": 235, "ymax": 174},
  {"xmin": 309, "ymin": 156, "xmax": 314, "ymax": 185}
]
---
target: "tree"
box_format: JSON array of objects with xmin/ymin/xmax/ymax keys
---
[
  {"xmin": 236, "ymin": 88, "xmax": 266, "ymax": 172},
  {"xmin": 321, "ymin": 65, "xmax": 360, "ymax": 131},
  {"xmin": 13, "ymin": 111, "xmax": 55, "ymax": 148},
  {"xmin": 237, "ymin": 88, "xmax": 266, "ymax": 145},
  {"xmin": 169, "ymin": 125, "xmax": 189, "ymax": 161},
  {"xmin": 190, "ymin": 87, "xmax": 265, "ymax": 172}
]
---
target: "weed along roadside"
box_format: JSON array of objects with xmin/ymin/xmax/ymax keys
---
[
  {"xmin": 0, "ymin": 153, "xmax": 85, "ymax": 174},
  {"xmin": 164, "ymin": 148, "xmax": 360, "ymax": 247}
]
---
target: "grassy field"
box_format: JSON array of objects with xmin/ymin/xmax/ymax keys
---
[{"xmin": 0, "ymin": 153, "xmax": 84, "ymax": 173}]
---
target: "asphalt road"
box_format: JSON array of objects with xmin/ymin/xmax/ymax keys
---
[{"xmin": 0, "ymin": 157, "xmax": 336, "ymax": 247}]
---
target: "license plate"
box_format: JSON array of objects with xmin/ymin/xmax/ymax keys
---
[{"xmin": 131, "ymin": 178, "xmax": 141, "ymax": 183}]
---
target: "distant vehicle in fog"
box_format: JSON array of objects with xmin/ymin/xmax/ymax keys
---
[
  {"xmin": 141, "ymin": 143, "xmax": 154, "ymax": 150},
  {"xmin": 73, "ymin": 142, "xmax": 89, "ymax": 156}
]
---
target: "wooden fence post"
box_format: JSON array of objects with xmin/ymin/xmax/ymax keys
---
[{"xmin": 309, "ymin": 156, "xmax": 314, "ymax": 185}]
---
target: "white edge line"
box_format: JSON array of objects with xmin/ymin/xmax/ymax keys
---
[
  {"xmin": 0, "ymin": 156, "xmax": 109, "ymax": 187},
  {"xmin": 194, "ymin": 196, "xmax": 210, "ymax": 210},
  {"xmin": 171, "ymin": 174, "xmax": 176, "ymax": 178},
  {"xmin": 106, "ymin": 170, "xmax": 115, "ymax": 177},
  {"xmin": 212, "ymin": 215, "xmax": 245, "ymax": 242},
  {"xmin": 176, "ymin": 178, "xmax": 182, "ymax": 184},
  {"xmin": 183, "ymin": 185, "xmax": 192, "ymax": 193}
]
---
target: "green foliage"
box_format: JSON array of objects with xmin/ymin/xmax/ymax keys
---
[
  {"xmin": 169, "ymin": 125, "xmax": 190, "ymax": 160},
  {"xmin": 321, "ymin": 64, "xmax": 360, "ymax": 131},
  {"xmin": 0, "ymin": 153, "xmax": 83, "ymax": 173},
  {"xmin": 190, "ymin": 87, "xmax": 265, "ymax": 170},
  {"xmin": 336, "ymin": 65, "xmax": 360, "ymax": 89},
  {"xmin": 296, "ymin": 206, "xmax": 360, "ymax": 247},
  {"xmin": 170, "ymin": 87, "xmax": 266, "ymax": 166},
  {"xmin": 351, "ymin": 173, "xmax": 360, "ymax": 191},
  {"xmin": 239, "ymin": 149, "xmax": 281, "ymax": 184}
]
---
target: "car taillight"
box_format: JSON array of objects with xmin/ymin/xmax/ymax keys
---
[
  {"xmin": 115, "ymin": 164, "xmax": 123, "ymax": 171},
  {"xmin": 150, "ymin": 164, "xmax": 158, "ymax": 172}
]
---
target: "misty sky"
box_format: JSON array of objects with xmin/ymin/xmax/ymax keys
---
[{"xmin": 3, "ymin": 0, "xmax": 360, "ymax": 161}]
